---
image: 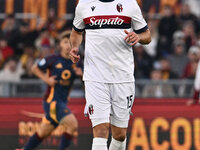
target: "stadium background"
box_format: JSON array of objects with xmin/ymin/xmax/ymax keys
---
[{"xmin": 0, "ymin": 0, "xmax": 200, "ymax": 149}]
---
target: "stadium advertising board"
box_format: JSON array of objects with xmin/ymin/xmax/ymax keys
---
[{"xmin": 0, "ymin": 98, "xmax": 199, "ymax": 150}]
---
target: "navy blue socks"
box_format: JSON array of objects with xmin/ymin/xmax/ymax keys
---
[
  {"xmin": 24, "ymin": 133, "xmax": 43, "ymax": 150},
  {"xmin": 59, "ymin": 132, "xmax": 73, "ymax": 150}
]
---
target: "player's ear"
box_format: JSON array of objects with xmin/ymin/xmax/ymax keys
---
[
  {"xmin": 56, "ymin": 39, "xmax": 62, "ymax": 52},
  {"xmin": 59, "ymin": 38, "xmax": 64, "ymax": 48}
]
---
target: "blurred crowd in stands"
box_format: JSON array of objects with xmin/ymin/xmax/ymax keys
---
[
  {"xmin": 0, "ymin": 8, "xmax": 73, "ymax": 82},
  {"xmin": 0, "ymin": 2, "xmax": 200, "ymax": 85},
  {"xmin": 134, "ymin": 3, "xmax": 200, "ymax": 81}
]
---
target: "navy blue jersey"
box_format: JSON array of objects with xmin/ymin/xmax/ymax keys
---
[{"xmin": 37, "ymin": 54, "xmax": 79, "ymax": 103}]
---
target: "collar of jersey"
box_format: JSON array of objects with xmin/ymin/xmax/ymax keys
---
[{"xmin": 99, "ymin": 0, "xmax": 114, "ymax": 2}]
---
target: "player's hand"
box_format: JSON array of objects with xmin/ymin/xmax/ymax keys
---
[
  {"xmin": 124, "ymin": 30, "xmax": 141, "ymax": 46},
  {"xmin": 73, "ymin": 67, "xmax": 83, "ymax": 76},
  {"xmin": 47, "ymin": 75, "xmax": 58, "ymax": 87},
  {"xmin": 70, "ymin": 48, "xmax": 80, "ymax": 63}
]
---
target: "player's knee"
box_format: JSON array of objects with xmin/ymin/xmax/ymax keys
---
[
  {"xmin": 93, "ymin": 124, "xmax": 109, "ymax": 138},
  {"xmin": 37, "ymin": 131, "xmax": 49, "ymax": 139},
  {"xmin": 74, "ymin": 120, "xmax": 78, "ymax": 130},
  {"xmin": 113, "ymin": 134, "xmax": 126, "ymax": 141},
  {"xmin": 112, "ymin": 128, "xmax": 127, "ymax": 141},
  {"xmin": 72, "ymin": 125, "xmax": 78, "ymax": 137},
  {"xmin": 73, "ymin": 130, "xmax": 78, "ymax": 137},
  {"xmin": 66, "ymin": 123, "xmax": 78, "ymax": 137},
  {"xmin": 94, "ymin": 128, "xmax": 108, "ymax": 138}
]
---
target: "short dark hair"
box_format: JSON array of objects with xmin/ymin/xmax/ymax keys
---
[{"xmin": 58, "ymin": 31, "xmax": 71, "ymax": 42}]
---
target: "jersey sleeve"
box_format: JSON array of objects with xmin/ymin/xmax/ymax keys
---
[
  {"xmin": 37, "ymin": 55, "xmax": 55, "ymax": 70},
  {"xmin": 73, "ymin": 3, "xmax": 85, "ymax": 32},
  {"xmin": 131, "ymin": 0, "xmax": 148, "ymax": 34}
]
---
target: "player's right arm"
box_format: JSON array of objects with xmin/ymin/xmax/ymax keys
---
[
  {"xmin": 69, "ymin": 29, "xmax": 83, "ymax": 63},
  {"xmin": 69, "ymin": 2, "xmax": 85, "ymax": 63},
  {"xmin": 31, "ymin": 57, "xmax": 57, "ymax": 87},
  {"xmin": 31, "ymin": 64, "xmax": 57, "ymax": 86}
]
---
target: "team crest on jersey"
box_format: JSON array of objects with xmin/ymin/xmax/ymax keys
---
[
  {"xmin": 91, "ymin": 6, "xmax": 96, "ymax": 11},
  {"xmin": 88, "ymin": 104, "xmax": 94, "ymax": 115},
  {"xmin": 117, "ymin": 3, "xmax": 123, "ymax": 13},
  {"xmin": 56, "ymin": 63, "xmax": 63, "ymax": 69}
]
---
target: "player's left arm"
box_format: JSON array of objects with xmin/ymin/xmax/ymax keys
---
[
  {"xmin": 124, "ymin": 29, "xmax": 151, "ymax": 46},
  {"xmin": 126, "ymin": 0, "xmax": 151, "ymax": 45},
  {"xmin": 137, "ymin": 29, "xmax": 151, "ymax": 44}
]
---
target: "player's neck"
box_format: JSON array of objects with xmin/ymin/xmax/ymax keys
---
[{"xmin": 99, "ymin": 0, "xmax": 114, "ymax": 2}]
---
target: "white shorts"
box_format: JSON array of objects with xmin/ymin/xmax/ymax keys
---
[{"xmin": 84, "ymin": 81, "xmax": 135, "ymax": 128}]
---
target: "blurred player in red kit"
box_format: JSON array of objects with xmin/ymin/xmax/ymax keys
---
[
  {"xmin": 24, "ymin": 31, "xmax": 83, "ymax": 150},
  {"xmin": 70, "ymin": 0, "xmax": 151, "ymax": 150}
]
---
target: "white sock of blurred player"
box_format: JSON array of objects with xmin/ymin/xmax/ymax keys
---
[
  {"xmin": 109, "ymin": 137, "xmax": 126, "ymax": 150},
  {"xmin": 92, "ymin": 138, "xmax": 108, "ymax": 150}
]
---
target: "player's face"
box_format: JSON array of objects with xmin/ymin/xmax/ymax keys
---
[{"xmin": 60, "ymin": 37, "xmax": 71, "ymax": 55}]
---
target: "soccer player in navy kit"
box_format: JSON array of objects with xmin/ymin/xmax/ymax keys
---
[{"xmin": 24, "ymin": 31, "xmax": 83, "ymax": 150}]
